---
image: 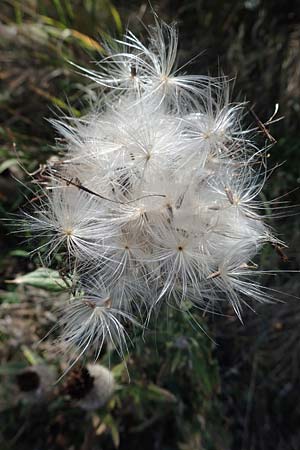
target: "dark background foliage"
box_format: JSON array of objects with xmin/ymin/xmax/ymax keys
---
[{"xmin": 0, "ymin": 1, "xmax": 299, "ymax": 449}]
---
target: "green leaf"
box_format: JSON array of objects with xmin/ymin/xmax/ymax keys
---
[
  {"xmin": 9, "ymin": 249, "xmax": 30, "ymax": 257},
  {"xmin": 111, "ymin": 359, "xmax": 128, "ymax": 380},
  {"xmin": 110, "ymin": 5, "xmax": 122, "ymax": 34},
  {"xmin": 0, "ymin": 290, "xmax": 19, "ymax": 304},
  {"xmin": 21, "ymin": 345, "xmax": 43, "ymax": 365},
  {"xmin": 52, "ymin": 0, "xmax": 68, "ymax": 25},
  {"xmin": 147, "ymin": 383, "xmax": 177, "ymax": 403},
  {"xmin": 103, "ymin": 414, "xmax": 120, "ymax": 448},
  {"xmin": 7, "ymin": 268, "xmax": 69, "ymax": 292},
  {"xmin": 0, "ymin": 159, "xmax": 19, "ymax": 174}
]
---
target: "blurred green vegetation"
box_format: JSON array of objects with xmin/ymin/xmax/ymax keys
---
[{"xmin": 0, "ymin": 1, "xmax": 299, "ymax": 449}]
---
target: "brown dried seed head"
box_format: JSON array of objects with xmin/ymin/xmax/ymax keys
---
[{"xmin": 61, "ymin": 366, "xmax": 94, "ymax": 400}]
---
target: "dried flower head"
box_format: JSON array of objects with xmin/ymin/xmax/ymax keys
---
[
  {"xmin": 62, "ymin": 364, "xmax": 115, "ymax": 410},
  {"xmin": 16, "ymin": 364, "xmax": 57, "ymax": 402}
]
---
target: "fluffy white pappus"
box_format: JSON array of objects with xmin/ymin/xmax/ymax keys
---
[
  {"xmin": 148, "ymin": 225, "xmax": 213, "ymax": 305},
  {"xmin": 133, "ymin": 19, "xmax": 216, "ymax": 109},
  {"xmin": 22, "ymin": 18, "xmax": 286, "ymax": 363},
  {"xmin": 22, "ymin": 184, "xmax": 108, "ymax": 264},
  {"xmin": 206, "ymin": 158, "xmax": 271, "ymax": 221},
  {"xmin": 78, "ymin": 364, "xmax": 115, "ymax": 410},
  {"xmin": 51, "ymin": 102, "xmax": 187, "ymax": 201},
  {"xmin": 181, "ymin": 106, "xmax": 257, "ymax": 179},
  {"xmin": 92, "ymin": 230, "xmax": 151, "ymax": 289},
  {"xmin": 201, "ymin": 238, "xmax": 276, "ymax": 319},
  {"xmin": 73, "ymin": 18, "xmax": 219, "ymax": 110},
  {"xmin": 59, "ymin": 286, "xmax": 139, "ymax": 362}
]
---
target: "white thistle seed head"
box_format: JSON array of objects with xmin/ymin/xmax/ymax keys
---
[{"xmin": 21, "ymin": 18, "xmax": 286, "ymax": 362}]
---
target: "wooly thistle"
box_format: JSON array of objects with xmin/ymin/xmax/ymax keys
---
[{"xmin": 21, "ymin": 18, "xmax": 287, "ymax": 363}]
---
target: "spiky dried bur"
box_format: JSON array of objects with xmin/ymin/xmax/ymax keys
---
[{"xmin": 23, "ymin": 19, "xmax": 284, "ymax": 361}]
